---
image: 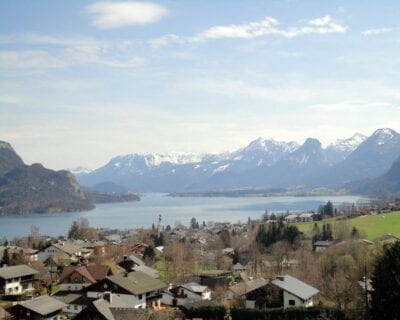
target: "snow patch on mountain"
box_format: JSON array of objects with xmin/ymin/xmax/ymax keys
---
[
  {"xmin": 213, "ymin": 164, "xmax": 230, "ymax": 174},
  {"xmin": 328, "ymin": 133, "xmax": 367, "ymax": 153}
]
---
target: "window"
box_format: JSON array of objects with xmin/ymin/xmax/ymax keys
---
[
  {"xmin": 138, "ymin": 294, "xmax": 143, "ymax": 300},
  {"xmin": 74, "ymin": 305, "xmax": 78, "ymax": 310},
  {"xmin": 289, "ymin": 300, "xmax": 295, "ymax": 306}
]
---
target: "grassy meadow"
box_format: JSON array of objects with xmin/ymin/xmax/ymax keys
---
[{"xmin": 296, "ymin": 211, "xmax": 400, "ymax": 240}]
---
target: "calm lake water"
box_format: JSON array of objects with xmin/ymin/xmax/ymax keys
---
[{"xmin": 0, "ymin": 193, "xmax": 366, "ymax": 239}]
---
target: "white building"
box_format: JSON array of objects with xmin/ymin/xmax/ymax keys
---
[
  {"xmin": 0, "ymin": 265, "xmax": 38, "ymax": 295},
  {"xmin": 162, "ymin": 282, "xmax": 211, "ymax": 307}
]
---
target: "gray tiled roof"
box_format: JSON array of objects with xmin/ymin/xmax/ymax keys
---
[
  {"xmin": 19, "ymin": 295, "xmax": 66, "ymax": 316},
  {"xmin": 108, "ymin": 271, "xmax": 167, "ymax": 295},
  {"xmin": 272, "ymin": 275, "xmax": 319, "ymax": 300},
  {"xmin": 0, "ymin": 265, "xmax": 38, "ymax": 279}
]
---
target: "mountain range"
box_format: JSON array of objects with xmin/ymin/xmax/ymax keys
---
[{"xmin": 77, "ymin": 128, "xmax": 400, "ymax": 195}]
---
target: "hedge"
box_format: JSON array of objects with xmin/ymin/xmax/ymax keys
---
[
  {"xmin": 230, "ymin": 306, "xmax": 346, "ymax": 320},
  {"xmin": 185, "ymin": 305, "xmax": 226, "ymax": 320}
]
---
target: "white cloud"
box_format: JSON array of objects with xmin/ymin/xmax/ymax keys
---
[
  {"xmin": 150, "ymin": 15, "xmax": 347, "ymax": 47},
  {"xmin": 87, "ymin": 1, "xmax": 168, "ymax": 29},
  {"xmin": 361, "ymin": 28, "xmax": 394, "ymax": 36}
]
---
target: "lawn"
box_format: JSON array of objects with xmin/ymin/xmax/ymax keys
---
[{"xmin": 296, "ymin": 211, "xmax": 400, "ymax": 240}]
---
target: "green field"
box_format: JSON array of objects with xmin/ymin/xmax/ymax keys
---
[{"xmin": 296, "ymin": 211, "xmax": 400, "ymax": 240}]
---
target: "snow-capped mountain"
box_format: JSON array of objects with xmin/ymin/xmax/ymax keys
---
[
  {"xmin": 326, "ymin": 133, "xmax": 367, "ymax": 163},
  {"xmin": 77, "ymin": 128, "xmax": 400, "ymax": 192}
]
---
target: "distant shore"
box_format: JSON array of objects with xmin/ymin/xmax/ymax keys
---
[{"xmin": 168, "ymin": 188, "xmax": 349, "ymax": 198}]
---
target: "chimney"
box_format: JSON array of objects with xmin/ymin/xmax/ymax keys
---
[{"xmin": 104, "ymin": 291, "xmax": 112, "ymax": 303}]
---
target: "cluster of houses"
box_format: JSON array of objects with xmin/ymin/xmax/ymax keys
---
[{"xmin": 0, "ymin": 236, "xmax": 321, "ymax": 320}]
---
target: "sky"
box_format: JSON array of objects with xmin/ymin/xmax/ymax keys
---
[{"xmin": 1, "ymin": 0, "xmax": 400, "ymax": 170}]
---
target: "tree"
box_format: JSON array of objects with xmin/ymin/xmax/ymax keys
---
[
  {"xmin": 262, "ymin": 210, "xmax": 269, "ymax": 222},
  {"xmin": 165, "ymin": 225, "xmax": 171, "ymax": 232},
  {"xmin": 190, "ymin": 217, "xmax": 198, "ymax": 229},
  {"xmin": 1, "ymin": 248, "xmax": 10, "ymax": 266},
  {"xmin": 68, "ymin": 221, "xmax": 81, "ymax": 239},
  {"xmin": 371, "ymin": 241, "xmax": 400, "ymax": 320}
]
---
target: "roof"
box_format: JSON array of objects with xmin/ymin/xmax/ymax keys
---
[
  {"xmin": 285, "ymin": 214, "xmax": 299, "ymax": 220},
  {"xmin": 299, "ymin": 213, "xmax": 314, "ymax": 218},
  {"xmin": 107, "ymin": 271, "xmax": 167, "ymax": 295},
  {"xmin": 52, "ymin": 242, "xmax": 81, "ymax": 256},
  {"xmin": 232, "ymin": 263, "xmax": 246, "ymax": 271},
  {"xmin": 93, "ymin": 296, "xmax": 131, "ymax": 320},
  {"xmin": 59, "ymin": 265, "xmax": 97, "ymax": 284},
  {"xmin": 0, "ymin": 265, "xmax": 38, "ymax": 279},
  {"xmin": 60, "ymin": 293, "xmax": 83, "ymax": 304},
  {"xmin": 229, "ymin": 278, "xmax": 268, "ymax": 296},
  {"xmin": 18, "ymin": 295, "xmax": 66, "ymax": 316},
  {"xmin": 181, "ymin": 282, "xmax": 208, "ymax": 294},
  {"xmin": 131, "ymin": 265, "xmax": 159, "ymax": 279},
  {"xmin": 87, "ymin": 264, "xmax": 111, "ymax": 280},
  {"xmin": 272, "ymin": 275, "xmax": 319, "ymax": 300},
  {"xmin": 313, "ymin": 240, "xmax": 333, "ymax": 247}
]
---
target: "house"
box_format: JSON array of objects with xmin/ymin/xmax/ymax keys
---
[
  {"xmin": 197, "ymin": 270, "xmax": 231, "ymax": 290},
  {"xmin": 59, "ymin": 293, "xmax": 90, "ymax": 318},
  {"xmin": 245, "ymin": 275, "xmax": 319, "ymax": 309},
  {"xmin": 223, "ymin": 278, "xmax": 268, "ymax": 303},
  {"xmin": 9, "ymin": 295, "xmax": 67, "ymax": 320},
  {"xmin": 298, "ymin": 213, "xmax": 315, "ymax": 222},
  {"xmin": 58, "ymin": 264, "xmax": 111, "ymax": 291},
  {"xmin": 162, "ymin": 282, "xmax": 211, "ymax": 307},
  {"xmin": 284, "ymin": 214, "xmax": 299, "ymax": 223},
  {"xmin": 38, "ymin": 242, "xmax": 92, "ymax": 262},
  {"xmin": 23, "ymin": 249, "xmax": 39, "ymax": 263},
  {"xmin": 232, "ymin": 263, "xmax": 247, "ymax": 275},
  {"xmin": 83, "ymin": 241, "xmax": 107, "ymax": 257},
  {"xmin": 118, "ymin": 254, "xmax": 145, "ymax": 272},
  {"xmin": 271, "ymin": 275, "xmax": 319, "ymax": 308},
  {"xmin": 74, "ymin": 293, "xmax": 150, "ymax": 320},
  {"xmin": 0, "ymin": 265, "xmax": 38, "ymax": 295},
  {"xmin": 86, "ymin": 271, "xmax": 167, "ymax": 309},
  {"xmin": 313, "ymin": 240, "xmax": 333, "ymax": 252}
]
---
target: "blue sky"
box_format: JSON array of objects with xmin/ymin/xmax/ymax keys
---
[{"xmin": 1, "ymin": 0, "xmax": 400, "ymax": 169}]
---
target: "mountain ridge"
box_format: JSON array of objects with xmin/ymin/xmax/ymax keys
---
[{"xmin": 77, "ymin": 128, "xmax": 400, "ymax": 194}]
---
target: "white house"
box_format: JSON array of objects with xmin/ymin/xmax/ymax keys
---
[
  {"xmin": 245, "ymin": 275, "xmax": 319, "ymax": 309},
  {"xmin": 38, "ymin": 242, "xmax": 91, "ymax": 262},
  {"xmin": 162, "ymin": 282, "xmax": 211, "ymax": 307},
  {"xmin": 271, "ymin": 275, "xmax": 318, "ymax": 308},
  {"xmin": 0, "ymin": 265, "xmax": 38, "ymax": 295}
]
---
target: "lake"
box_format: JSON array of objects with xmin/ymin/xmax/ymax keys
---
[{"xmin": 0, "ymin": 193, "xmax": 366, "ymax": 239}]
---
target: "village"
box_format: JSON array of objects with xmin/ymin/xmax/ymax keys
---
[{"xmin": 0, "ymin": 200, "xmax": 400, "ymax": 320}]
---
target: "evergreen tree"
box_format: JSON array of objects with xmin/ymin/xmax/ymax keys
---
[
  {"xmin": 68, "ymin": 221, "xmax": 81, "ymax": 239},
  {"xmin": 1, "ymin": 248, "xmax": 10, "ymax": 266},
  {"xmin": 371, "ymin": 241, "xmax": 400, "ymax": 320},
  {"xmin": 262, "ymin": 210, "xmax": 269, "ymax": 222},
  {"xmin": 270, "ymin": 213, "xmax": 277, "ymax": 221},
  {"xmin": 190, "ymin": 217, "xmax": 198, "ymax": 229}
]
